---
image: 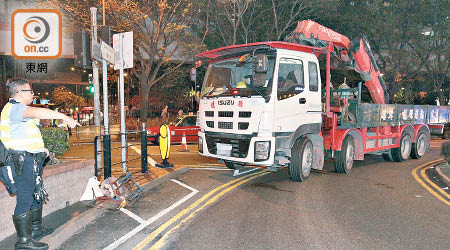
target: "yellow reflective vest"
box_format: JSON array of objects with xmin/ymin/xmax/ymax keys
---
[{"xmin": 0, "ymin": 101, "xmax": 45, "ymax": 152}]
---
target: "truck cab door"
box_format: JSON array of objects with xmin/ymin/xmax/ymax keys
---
[{"xmin": 274, "ymin": 57, "xmax": 321, "ymax": 132}]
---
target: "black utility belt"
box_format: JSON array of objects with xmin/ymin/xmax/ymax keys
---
[
  {"xmin": 10, "ymin": 150, "xmax": 46, "ymax": 159},
  {"xmin": 8, "ymin": 150, "xmax": 47, "ymax": 176}
]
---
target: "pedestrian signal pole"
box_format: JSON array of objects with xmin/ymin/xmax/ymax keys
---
[
  {"xmin": 90, "ymin": 7, "xmax": 102, "ymax": 171},
  {"xmin": 119, "ymin": 33, "xmax": 127, "ymax": 174}
]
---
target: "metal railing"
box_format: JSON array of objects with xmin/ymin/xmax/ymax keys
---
[{"xmin": 94, "ymin": 127, "xmax": 148, "ymax": 179}]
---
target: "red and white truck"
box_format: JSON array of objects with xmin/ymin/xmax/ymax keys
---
[{"xmin": 196, "ymin": 20, "xmax": 450, "ymax": 182}]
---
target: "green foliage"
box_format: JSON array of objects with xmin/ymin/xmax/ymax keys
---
[
  {"xmin": 441, "ymin": 142, "xmax": 450, "ymax": 164},
  {"xmin": 40, "ymin": 127, "xmax": 69, "ymax": 156},
  {"xmin": 393, "ymin": 88, "xmax": 414, "ymax": 104},
  {"xmin": 53, "ymin": 87, "xmax": 86, "ymax": 109}
]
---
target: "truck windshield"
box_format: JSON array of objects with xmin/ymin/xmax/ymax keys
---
[{"xmin": 201, "ymin": 55, "xmax": 275, "ymax": 99}]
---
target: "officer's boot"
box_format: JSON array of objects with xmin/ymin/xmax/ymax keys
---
[
  {"xmin": 31, "ymin": 207, "xmax": 54, "ymax": 239},
  {"xmin": 13, "ymin": 211, "xmax": 49, "ymax": 250}
]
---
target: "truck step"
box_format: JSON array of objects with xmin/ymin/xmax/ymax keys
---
[{"xmin": 275, "ymin": 156, "xmax": 290, "ymax": 165}]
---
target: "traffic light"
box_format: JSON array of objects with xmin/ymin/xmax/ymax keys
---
[
  {"xmin": 100, "ymin": 26, "xmax": 111, "ymax": 45},
  {"xmin": 74, "ymin": 30, "xmax": 92, "ymax": 69},
  {"xmin": 88, "ymin": 74, "xmax": 94, "ymax": 93}
]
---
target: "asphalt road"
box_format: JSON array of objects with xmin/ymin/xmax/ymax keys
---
[{"xmin": 58, "ymin": 140, "xmax": 450, "ymax": 250}]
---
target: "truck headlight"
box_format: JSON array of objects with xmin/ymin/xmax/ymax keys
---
[
  {"xmin": 198, "ymin": 136, "xmax": 203, "ymax": 153},
  {"xmin": 254, "ymin": 141, "xmax": 270, "ymax": 161}
]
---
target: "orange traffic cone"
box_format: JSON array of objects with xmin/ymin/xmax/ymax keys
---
[{"xmin": 179, "ymin": 132, "xmax": 189, "ymax": 152}]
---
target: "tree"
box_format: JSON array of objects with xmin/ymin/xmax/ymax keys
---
[
  {"xmin": 408, "ymin": 0, "xmax": 449, "ymax": 105},
  {"xmin": 40, "ymin": 0, "xmax": 208, "ymax": 120},
  {"xmin": 319, "ymin": 0, "xmax": 430, "ymax": 104},
  {"xmin": 52, "ymin": 87, "xmax": 86, "ymax": 108},
  {"xmin": 204, "ymin": 0, "xmax": 316, "ymax": 47},
  {"xmin": 211, "ymin": 0, "xmax": 252, "ymax": 46}
]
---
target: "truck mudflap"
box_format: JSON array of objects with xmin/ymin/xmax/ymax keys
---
[
  {"xmin": 274, "ymin": 133, "xmax": 323, "ymax": 170},
  {"xmin": 198, "ymin": 131, "xmax": 276, "ymax": 166},
  {"xmin": 306, "ymin": 134, "xmax": 324, "ymax": 171}
]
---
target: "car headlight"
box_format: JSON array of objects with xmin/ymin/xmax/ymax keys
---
[
  {"xmin": 198, "ymin": 136, "xmax": 203, "ymax": 153},
  {"xmin": 254, "ymin": 141, "xmax": 270, "ymax": 161}
]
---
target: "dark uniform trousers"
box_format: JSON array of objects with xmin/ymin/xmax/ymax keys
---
[{"xmin": 7, "ymin": 154, "xmax": 44, "ymax": 216}]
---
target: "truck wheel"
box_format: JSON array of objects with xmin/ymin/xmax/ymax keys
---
[
  {"xmin": 382, "ymin": 151, "xmax": 393, "ymax": 161},
  {"xmin": 334, "ymin": 135, "xmax": 355, "ymax": 174},
  {"xmin": 443, "ymin": 130, "xmax": 450, "ymax": 140},
  {"xmin": 224, "ymin": 160, "xmax": 236, "ymax": 169},
  {"xmin": 392, "ymin": 133, "xmax": 411, "ymax": 162},
  {"xmin": 410, "ymin": 131, "xmax": 427, "ymax": 159},
  {"xmin": 224, "ymin": 161, "xmax": 244, "ymax": 170},
  {"xmin": 289, "ymin": 137, "xmax": 313, "ymax": 182}
]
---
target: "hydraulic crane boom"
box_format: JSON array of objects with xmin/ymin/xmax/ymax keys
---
[{"xmin": 286, "ymin": 20, "xmax": 388, "ymax": 104}]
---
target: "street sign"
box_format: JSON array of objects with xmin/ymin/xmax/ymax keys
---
[
  {"xmin": 92, "ymin": 41, "xmax": 102, "ymax": 61},
  {"xmin": 113, "ymin": 32, "xmax": 133, "ymax": 70},
  {"xmin": 101, "ymin": 41, "xmax": 114, "ymax": 64},
  {"xmin": 190, "ymin": 67, "xmax": 196, "ymax": 82}
]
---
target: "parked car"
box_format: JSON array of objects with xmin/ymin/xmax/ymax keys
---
[{"xmin": 146, "ymin": 114, "xmax": 200, "ymax": 145}]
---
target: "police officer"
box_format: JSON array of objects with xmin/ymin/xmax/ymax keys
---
[{"xmin": 0, "ymin": 79, "xmax": 80, "ymax": 250}]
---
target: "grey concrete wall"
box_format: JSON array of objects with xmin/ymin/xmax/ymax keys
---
[{"xmin": 0, "ymin": 159, "xmax": 95, "ymax": 241}]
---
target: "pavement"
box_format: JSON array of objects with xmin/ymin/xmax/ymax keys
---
[
  {"xmin": 0, "ymin": 124, "xmax": 198, "ymax": 250},
  {"xmin": 436, "ymin": 164, "xmax": 450, "ymax": 186},
  {"xmin": 431, "ymin": 137, "xmax": 450, "ymax": 186},
  {"xmin": 1, "ymin": 126, "xmax": 449, "ymax": 249}
]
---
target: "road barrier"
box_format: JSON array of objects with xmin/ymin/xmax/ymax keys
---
[{"xmin": 94, "ymin": 126, "xmax": 148, "ymax": 180}]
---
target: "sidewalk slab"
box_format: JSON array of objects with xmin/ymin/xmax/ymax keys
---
[
  {"xmin": 436, "ymin": 164, "xmax": 450, "ymax": 187},
  {"xmin": 0, "ymin": 167, "xmax": 189, "ymax": 250}
]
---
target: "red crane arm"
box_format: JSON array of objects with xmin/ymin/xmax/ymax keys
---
[
  {"xmin": 293, "ymin": 20, "xmax": 351, "ymax": 50},
  {"xmin": 289, "ymin": 20, "xmax": 388, "ymax": 104}
]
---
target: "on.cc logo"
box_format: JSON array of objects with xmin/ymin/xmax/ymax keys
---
[
  {"xmin": 11, "ymin": 9, "xmax": 62, "ymax": 59},
  {"xmin": 23, "ymin": 16, "xmax": 50, "ymax": 44}
]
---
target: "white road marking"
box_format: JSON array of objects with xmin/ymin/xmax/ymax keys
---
[
  {"xmin": 197, "ymin": 163, "xmax": 226, "ymax": 166},
  {"xmin": 170, "ymin": 179, "xmax": 199, "ymax": 192},
  {"xmin": 190, "ymin": 167, "xmax": 233, "ymax": 171},
  {"xmin": 233, "ymin": 167, "xmax": 260, "ymax": 176},
  {"xmin": 128, "ymin": 143, "xmax": 157, "ymax": 167},
  {"xmin": 119, "ymin": 208, "xmax": 145, "ymax": 224},
  {"xmin": 103, "ymin": 179, "xmax": 198, "ymax": 250}
]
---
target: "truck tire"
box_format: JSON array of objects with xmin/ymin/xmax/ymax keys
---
[
  {"xmin": 289, "ymin": 137, "xmax": 313, "ymax": 182},
  {"xmin": 334, "ymin": 135, "xmax": 355, "ymax": 174},
  {"xmin": 443, "ymin": 130, "xmax": 450, "ymax": 140},
  {"xmin": 224, "ymin": 160, "xmax": 236, "ymax": 169},
  {"xmin": 410, "ymin": 131, "xmax": 427, "ymax": 159},
  {"xmin": 391, "ymin": 133, "xmax": 412, "ymax": 162},
  {"xmin": 224, "ymin": 161, "xmax": 244, "ymax": 170},
  {"xmin": 382, "ymin": 151, "xmax": 393, "ymax": 161}
]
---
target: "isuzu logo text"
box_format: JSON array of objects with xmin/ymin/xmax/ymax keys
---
[
  {"xmin": 218, "ymin": 100, "xmax": 234, "ymax": 105},
  {"xmin": 11, "ymin": 9, "xmax": 62, "ymax": 59}
]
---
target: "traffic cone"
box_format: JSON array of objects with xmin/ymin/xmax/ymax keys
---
[{"xmin": 179, "ymin": 132, "xmax": 189, "ymax": 152}]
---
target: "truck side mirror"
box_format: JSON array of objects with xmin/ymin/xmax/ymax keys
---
[
  {"xmin": 253, "ymin": 73, "xmax": 266, "ymax": 87},
  {"xmin": 254, "ymin": 54, "xmax": 268, "ymax": 73}
]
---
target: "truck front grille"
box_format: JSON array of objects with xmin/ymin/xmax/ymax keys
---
[
  {"xmin": 206, "ymin": 121, "xmax": 214, "ymax": 128},
  {"xmin": 239, "ymin": 111, "xmax": 251, "ymax": 118},
  {"xmin": 218, "ymin": 111, "xmax": 233, "ymax": 117},
  {"xmin": 205, "ymin": 133, "xmax": 251, "ymax": 158},
  {"xmin": 238, "ymin": 122, "xmax": 249, "ymax": 130},
  {"xmin": 218, "ymin": 122, "xmax": 233, "ymax": 129}
]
